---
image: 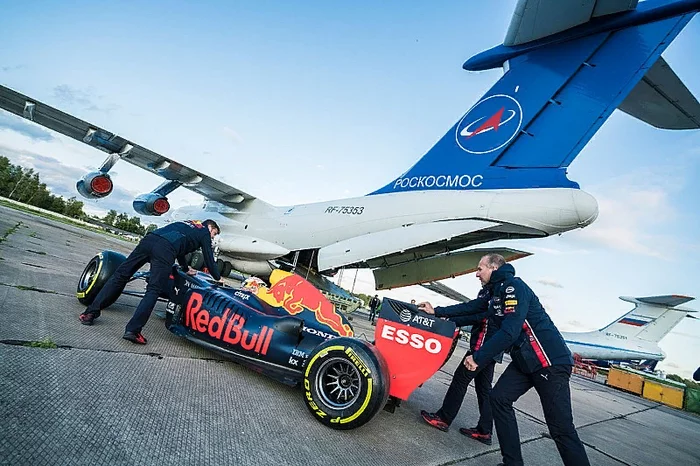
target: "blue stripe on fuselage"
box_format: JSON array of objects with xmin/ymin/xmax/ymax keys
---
[{"xmin": 564, "ymin": 340, "xmax": 663, "ymax": 358}]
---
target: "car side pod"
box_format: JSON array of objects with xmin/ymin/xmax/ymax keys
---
[
  {"xmin": 303, "ymin": 337, "xmax": 390, "ymax": 430},
  {"xmin": 76, "ymin": 250, "xmax": 127, "ymax": 305}
]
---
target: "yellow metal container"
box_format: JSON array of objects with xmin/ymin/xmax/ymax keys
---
[
  {"xmin": 606, "ymin": 367, "xmax": 644, "ymax": 395},
  {"xmin": 643, "ymin": 381, "xmax": 685, "ymax": 409}
]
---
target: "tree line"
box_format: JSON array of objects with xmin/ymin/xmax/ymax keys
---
[{"xmin": 0, "ymin": 155, "xmax": 156, "ymax": 236}]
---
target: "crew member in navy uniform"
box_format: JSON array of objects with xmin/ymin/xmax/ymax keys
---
[
  {"xmin": 419, "ymin": 288, "xmax": 500, "ymax": 445},
  {"xmin": 421, "ymin": 253, "xmax": 590, "ymax": 466},
  {"xmin": 368, "ymin": 294, "xmax": 380, "ymax": 322},
  {"xmin": 79, "ymin": 220, "xmax": 222, "ymax": 345}
]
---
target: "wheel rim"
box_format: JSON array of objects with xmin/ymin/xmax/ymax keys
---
[
  {"xmin": 79, "ymin": 259, "xmax": 99, "ymax": 291},
  {"xmin": 316, "ymin": 357, "xmax": 362, "ymax": 410}
]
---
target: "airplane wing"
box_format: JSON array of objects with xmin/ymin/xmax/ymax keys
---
[
  {"xmin": 0, "ymin": 84, "xmax": 271, "ymax": 211},
  {"xmin": 504, "ymin": 0, "xmax": 639, "ymax": 46}
]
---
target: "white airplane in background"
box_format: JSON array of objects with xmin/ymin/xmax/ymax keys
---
[
  {"xmin": 1, "ymin": 0, "xmax": 699, "ymax": 293},
  {"xmin": 563, "ymin": 295, "xmax": 697, "ymax": 364},
  {"xmin": 422, "ymin": 287, "xmax": 696, "ymax": 366}
]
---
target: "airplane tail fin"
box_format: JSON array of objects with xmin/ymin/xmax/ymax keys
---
[
  {"xmin": 372, "ymin": 0, "xmax": 699, "ymax": 195},
  {"xmin": 600, "ymin": 295, "xmax": 696, "ymax": 343}
]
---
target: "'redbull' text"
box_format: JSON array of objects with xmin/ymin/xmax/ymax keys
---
[{"xmin": 185, "ymin": 291, "xmax": 273, "ymax": 355}]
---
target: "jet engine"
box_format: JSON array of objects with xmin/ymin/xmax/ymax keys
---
[
  {"xmin": 76, "ymin": 171, "xmax": 114, "ymax": 199},
  {"xmin": 133, "ymin": 193, "xmax": 170, "ymax": 216}
]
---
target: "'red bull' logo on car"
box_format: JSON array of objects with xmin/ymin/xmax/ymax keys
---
[
  {"xmin": 255, "ymin": 270, "xmax": 353, "ymax": 337},
  {"xmin": 185, "ymin": 291, "xmax": 273, "ymax": 355}
]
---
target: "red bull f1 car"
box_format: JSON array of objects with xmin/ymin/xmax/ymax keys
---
[{"xmin": 77, "ymin": 250, "xmax": 459, "ymax": 430}]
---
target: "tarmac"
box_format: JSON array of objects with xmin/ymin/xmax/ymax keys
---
[{"xmin": 1, "ymin": 204, "xmax": 699, "ymax": 466}]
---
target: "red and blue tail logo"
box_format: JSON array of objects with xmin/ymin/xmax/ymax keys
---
[{"xmin": 456, "ymin": 94, "xmax": 523, "ymax": 155}]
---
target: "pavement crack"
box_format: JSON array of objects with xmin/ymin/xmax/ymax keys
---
[
  {"xmin": 577, "ymin": 405, "xmax": 659, "ymax": 430},
  {"xmin": 0, "ymin": 221, "xmax": 22, "ymax": 244},
  {"xmin": 435, "ymin": 434, "xmax": 546, "ymax": 465},
  {"xmin": 0, "ymin": 338, "xmax": 230, "ymax": 363},
  {"xmin": 21, "ymin": 262, "xmax": 46, "ymax": 269},
  {"xmin": 579, "ymin": 439, "xmax": 632, "ymax": 465},
  {"xmin": 0, "ymin": 281, "xmax": 73, "ymax": 297},
  {"xmin": 0, "ymin": 282, "xmax": 57, "ymax": 294}
]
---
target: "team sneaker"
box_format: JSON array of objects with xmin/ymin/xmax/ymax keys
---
[
  {"xmin": 459, "ymin": 427, "xmax": 493, "ymax": 445},
  {"xmin": 420, "ymin": 410, "xmax": 449, "ymax": 432},
  {"xmin": 123, "ymin": 332, "xmax": 147, "ymax": 345},
  {"xmin": 79, "ymin": 312, "xmax": 97, "ymax": 326}
]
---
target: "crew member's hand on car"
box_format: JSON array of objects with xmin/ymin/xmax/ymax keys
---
[
  {"xmin": 186, "ymin": 268, "xmax": 198, "ymax": 276},
  {"xmin": 418, "ymin": 302, "xmax": 435, "ymax": 315}
]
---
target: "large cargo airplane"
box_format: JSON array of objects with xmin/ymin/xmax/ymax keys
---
[
  {"xmin": 1, "ymin": 0, "xmax": 699, "ymax": 290},
  {"xmin": 563, "ymin": 295, "xmax": 697, "ymax": 363}
]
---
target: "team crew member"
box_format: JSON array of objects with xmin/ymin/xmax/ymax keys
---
[
  {"xmin": 447, "ymin": 254, "xmax": 589, "ymax": 466},
  {"xmin": 368, "ymin": 294, "xmax": 380, "ymax": 322},
  {"xmin": 79, "ymin": 220, "xmax": 222, "ymax": 345},
  {"xmin": 420, "ymin": 300, "xmax": 499, "ymax": 444}
]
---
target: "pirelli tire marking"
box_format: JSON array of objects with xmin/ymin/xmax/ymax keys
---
[
  {"xmin": 302, "ymin": 340, "xmax": 389, "ymax": 430},
  {"xmin": 76, "ymin": 252, "xmax": 104, "ymax": 299}
]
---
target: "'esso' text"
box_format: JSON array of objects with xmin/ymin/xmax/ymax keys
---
[{"xmin": 380, "ymin": 324, "xmax": 442, "ymax": 354}]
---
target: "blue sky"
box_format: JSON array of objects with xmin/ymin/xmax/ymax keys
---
[{"xmin": 1, "ymin": 1, "xmax": 698, "ymax": 378}]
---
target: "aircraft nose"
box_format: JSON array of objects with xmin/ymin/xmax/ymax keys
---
[{"xmin": 574, "ymin": 191, "xmax": 599, "ymax": 227}]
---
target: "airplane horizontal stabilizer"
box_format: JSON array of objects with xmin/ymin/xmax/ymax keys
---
[
  {"xmin": 620, "ymin": 294, "xmax": 696, "ymax": 308},
  {"xmin": 373, "ymin": 247, "xmax": 531, "ymax": 290},
  {"xmin": 504, "ymin": 0, "xmax": 640, "ymax": 46},
  {"xmin": 618, "ymin": 57, "xmax": 700, "ymax": 129}
]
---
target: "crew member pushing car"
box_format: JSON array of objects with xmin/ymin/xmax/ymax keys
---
[
  {"xmin": 79, "ymin": 219, "xmax": 222, "ymax": 344},
  {"xmin": 421, "ymin": 254, "xmax": 590, "ymax": 466},
  {"xmin": 419, "ymin": 290, "xmax": 500, "ymax": 445}
]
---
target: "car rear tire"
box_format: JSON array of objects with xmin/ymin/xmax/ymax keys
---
[
  {"xmin": 440, "ymin": 331, "xmax": 460, "ymax": 370},
  {"xmin": 222, "ymin": 261, "xmax": 233, "ymax": 278},
  {"xmin": 189, "ymin": 251, "xmax": 204, "ymax": 270},
  {"xmin": 303, "ymin": 337, "xmax": 390, "ymax": 430},
  {"xmin": 76, "ymin": 251, "xmax": 127, "ymax": 305}
]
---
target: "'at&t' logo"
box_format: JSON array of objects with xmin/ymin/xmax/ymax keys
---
[{"xmin": 455, "ymin": 94, "xmax": 523, "ymax": 155}]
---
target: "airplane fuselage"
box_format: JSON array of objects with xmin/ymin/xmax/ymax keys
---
[
  {"xmin": 563, "ymin": 331, "xmax": 666, "ymax": 361},
  {"xmin": 173, "ymin": 187, "xmax": 599, "ymax": 262}
]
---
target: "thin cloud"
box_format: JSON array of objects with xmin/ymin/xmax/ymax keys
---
[
  {"xmin": 577, "ymin": 164, "xmax": 692, "ymax": 258},
  {"xmin": 536, "ymin": 278, "xmax": 564, "ymax": 289},
  {"xmin": 0, "ymin": 113, "xmax": 55, "ymax": 142},
  {"xmin": 52, "ymin": 84, "xmax": 119, "ymax": 113},
  {"xmin": 0, "ymin": 65, "xmax": 26, "ymax": 72},
  {"xmin": 0, "ymin": 145, "xmax": 144, "ymax": 218},
  {"xmin": 565, "ymin": 320, "xmax": 596, "ymax": 331},
  {"xmin": 528, "ymin": 246, "xmax": 592, "ymax": 256},
  {"xmin": 222, "ymin": 126, "xmax": 243, "ymax": 144}
]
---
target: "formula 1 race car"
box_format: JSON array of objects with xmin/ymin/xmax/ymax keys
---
[{"xmin": 76, "ymin": 250, "xmax": 459, "ymax": 430}]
